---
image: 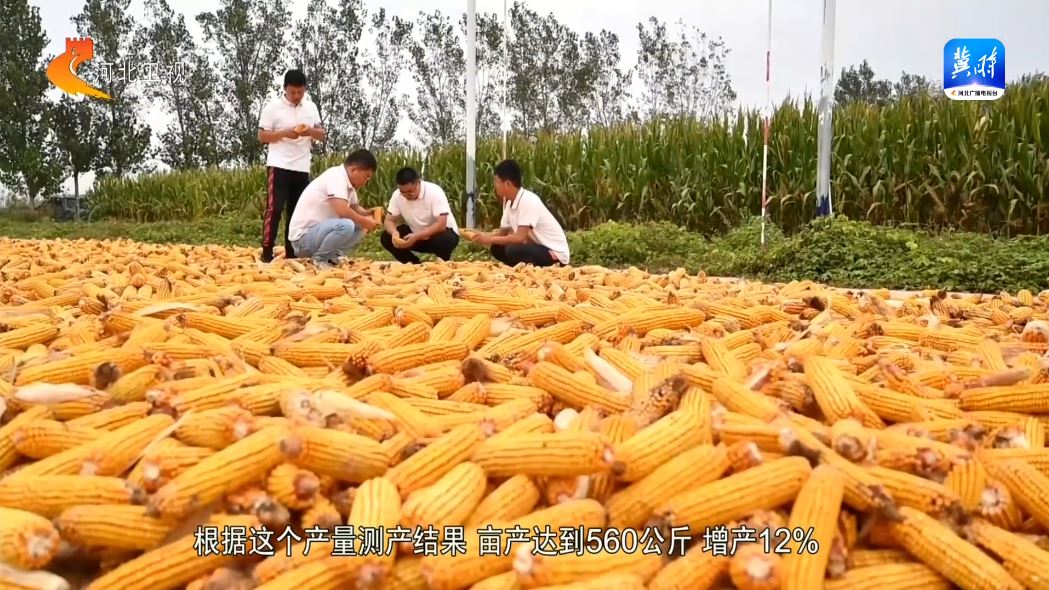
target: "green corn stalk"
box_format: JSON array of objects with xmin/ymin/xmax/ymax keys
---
[{"xmin": 88, "ymin": 77, "xmax": 1049, "ymax": 235}]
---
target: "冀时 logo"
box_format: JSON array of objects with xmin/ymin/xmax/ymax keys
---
[
  {"xmin": 943, "ymin": 38, "xmax": 1005, "ymax": 101},
  {"xmin": 47, "ymin": 37, "xmax": 111, "ymax": 100}
]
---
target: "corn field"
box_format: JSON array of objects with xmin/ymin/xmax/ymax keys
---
[{"xmin": 90, "ymin": 77, "xmax": 1048, "ymax": 234}]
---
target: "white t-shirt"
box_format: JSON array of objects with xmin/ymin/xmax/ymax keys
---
[
  {"xmin": 388, "ymin": 181, "xmax": 459, "ymax": 235},
  {"xmin": 288, "ymin": 165, "xmax": 358, "ymax": 242},
  {"xmin": 499, "ymin": 188, "xmax": 570, "ymax": 264},
  {"xmin": 258, "ymin": 96, "xmax": 321, "ymax": 173}
]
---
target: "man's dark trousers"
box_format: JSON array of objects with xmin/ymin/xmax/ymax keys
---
[
  {"xmin": 490, "ymin": 243, "xmax": 558, "ymax": 267},
  {"xmin": 262, "ymin": 166, "xmax": 310, "ymax": 262},
  {"xmin": 380, "ymin": 225, "xmax": 460, "ymax": 264}
]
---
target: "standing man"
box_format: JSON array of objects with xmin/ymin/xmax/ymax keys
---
[
  {"xmin": 287, "ymin": 149, "xmax": 381, "ymax": 269},
  {"xmin": 380, "ymin": 167, "xmax": 460, "ymax": 263},
  {"xmin": 465, "ymin": 159, "xmax": 570, "ymax": 267},
  {"xmin": 257, "ymin": 69, "xmax": 326, "ymax": 263}
]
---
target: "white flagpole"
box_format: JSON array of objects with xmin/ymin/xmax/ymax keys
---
[
  {"xmin": 816, "ymin": 0, "xmax": 837, "ymax": 217},
  {"xmin": 760, "ymin": 0, "xmax": 772, "ymax": 248},
  {"xmin": 501, "ymin": 0, "xmax": 510, "ymax": 160},
  {"xmin": 465, "ymin": 0, "xmax": 477, "ymax": 229}
]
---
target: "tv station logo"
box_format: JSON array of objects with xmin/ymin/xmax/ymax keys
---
[{"xmin": 943, "ymin": 38, "xmax": 1005, "ymax": 101}]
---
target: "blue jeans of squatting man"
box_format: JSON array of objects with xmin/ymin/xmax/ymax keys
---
[{"xmin": 290, "ymin": 218, "xmax": 366, "ymax": 263}]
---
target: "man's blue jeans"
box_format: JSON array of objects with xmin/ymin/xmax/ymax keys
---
[{"xmin": 290, "ymin": 218, "xmax": 365, "ymax": 263}]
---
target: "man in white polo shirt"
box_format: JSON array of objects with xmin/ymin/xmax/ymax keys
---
[
  {"xmin": 380, "ymin": 167, "xmax": 460, "ymax": 263},
  {"xmin": 465, "ymin": 159, "xmax": 570, "ymax": 267},
  {"xmin": 287, "ymin": 149, "xmax": 381, "ymax": 269},
  {"xmin": 257, "ymin": 69, "xmax": 325, "ymax": 263}
]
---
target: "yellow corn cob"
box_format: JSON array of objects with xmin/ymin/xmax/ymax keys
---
[
  {"xmin": 804, "ymin": 356, "xmax": 884, "ymax": 427},
  {"xmin": 85, "ymin": 513, "xmax": 260, "ymax": 590},
  {"xmin": 960, "ymin": 383, "xmax": 1049, "ymax": 413},
  {"xmin": 107, "ymin": 364, "xmax": 164, "ymax": 403},
  {"xmin": 385, "ymin": 423, "xmax": 486, "ymax": 496},
  {"xmin": 455, "ymin": 314, "xmax": 492, "ymax": 349},
  {"xmin": 0, "ymin": 406, "xmax": 54, "ymax": 471},
  {"xmin": 9, "ymin": 413, "xmax": 172, "ymax": 479},
  {"xmin": 472, "ymin": 431, "xmax": 613, "ymax": 477},
  {"xmin": 272, "ymin": 341, "xmax": 377, "ymax": 368},
  {"xmin": 172, "ymin": 406, "xmax": 258, "ymax": 449},
  {"xmin": 527, "ymin": 362, "xmax": 631, "ymax": 413},
  {"xmin": 709, "ymin": 376, "xmax": 783, "ymax": 422},
  {"xmin": 66, "ymin": 401, "xmax": 150, "ymax": 430},
  {"xmin": 351, "ymin": 476, "xmax": 403, "ymax": 587},
  {"xmin": 0, "ymin": 324, "xmax": 60, "ymax": 350},
  {"xmin": 610, "ymin": 410, "xmax": 706, "ymax": 481},
  {"xmin": 366, "ymin": 391, "xmax": 443, "ymax": 438},
  {"xmin": 266, "ymin": 463, "xmax": 321, "ymax": 511},
  {"xmin": 823, "ymin": 563, "xmax": 950, "ymax": 590},
  {"xmin": 647, "ymin": 543, "xmax": 728, "ymax": 590},
  {"xmin": 652, "ymin": 456, "xmax": 813, "ymax": 535},
  {"xmin": 700, "ymin": 338, "xmax": 747, "ymax": 380},
  {"xmin": 147, "ymin": 427, "xmax": 284, "ymax": 522},
  {"xmin": 887, "ymin": 506, "xmax": 1022, "ymax": 590},
  {"xmin": 10, "ymin": 419, "xmax": 102, "ymax": 459},
  {"xmin": 513, "ymin": 547, "xmax": 663, "ymax": 589},
  {"xmin": 54, "ymin": 504, "xmax": 174, "ymax": 551},
  {"xmin": 136, "ymin": 440, "xmax": 215, "ymax": 492},
  {"xmin": 0, "ymin": 475, "xmax": 144, "ymax": 517},
  {"xmin": 964, "ymin": 518, "xmax": 1049, "ymax": 586},
  {"xmin": 367, "ymin": 342, "xmax": 470, "ymax": 375},
  {"xmin": 466, "ymin": 475, "xmax": 541, "ymax": 526},
  {"xmin": 300, "ymin": 495, "xmax": 341, "ymax": 529},
  {"xmin": 470, "ymin": 571, "xmax": 520, "ymax": 590},
  {"xmin": 0, "ymin": 506, "xmax": 60, "ymax": 569},
  {"xmin": 401, "ymin": 462, "xmax": 487, "ymax": 530},
  {"xmin": 587, "ymin": 414, "xmax": 639, "ymax": 502},
  {"xmin": 606, "ymin": 444, "xmax": 730, "ymax": 530},
  {"xmin": 728, "ymin": 544, "xmax": 783, "ymax": 590},
  {"xmin": 421, "ymin": 500, "xmax": 607, "ymax": 590},
  {"xmin": 258, "ymin": 355, "xmax": 309, "ymax": 377},
  {"xmin": 428, "ymin": 316, "xmax": 465, "ymax": 342},
  {"xmin": 279, "ymin": 426, "xmax": 389, "ymax": 483},
  {"xmin": 984, "ymin": 459, "xmax": 1049, "ymax": 529},
  {"xmin": 781, "ymin": 464, "xmax": 845, "ymax": 589}
]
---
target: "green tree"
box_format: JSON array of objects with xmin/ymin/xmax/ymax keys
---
[
  {"xmin": 409, "ymin": 10, "xmax": 464, "ymax": 147},
  {"xmin": 581, "ymin": 30, "xmax": 633, "ymax": 127},
  {"xmin": 291, "ymin": 0, "xmax": 366, "ymax": 155},
  {"xmin": 0, "ymin": 0, "xmax": 63, "ymax": 208},
  {"xmin": 834, "ymin": 59, "xmax": 894, "ymax": 106},
  {"xmin": 197, "ymin": 0, "xmax": 291, "ymax": 165},
  {"xmin": 461, "ymin": 11, "xmax": 506, "ymax": 140},
  {"xmin": 635, "ymin": 17, "xmax": 736, "ymax": 121},
  {"xmin": 51, "ymin": 95, "xmax": 99, "ymax": 216},
  {"xmin": 507, "ymin": 2, "xmax": 594, "ymax": 135},
  {"xmin": 349, "ymin": 8, "xmax": 412, "ymax": 151},
  {"xmin": 894, "ymin": 71, "xmax": 938, "ymax": 99},
  {"xmin": 73, "ymin": 0, "xmax": 153, "ymax": 178},
  {"xmin": 141, "ymin": 0, "xmax": 226, "ymax": 169}
]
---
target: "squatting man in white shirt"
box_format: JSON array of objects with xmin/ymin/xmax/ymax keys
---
[
  {"xmin": 380, "ymin": 167, "xmax": 460, "ymax": 263},
  {"xmin": 256, "ymin": 69, "xmax": 325, "ymax": 263},
  {"xmin": 464, "ymin": 159, "xmax": 570, "ymax": 267},
  {"xmin": 286, "ymin": 150, "xmax": 382, "ymax": 269}
]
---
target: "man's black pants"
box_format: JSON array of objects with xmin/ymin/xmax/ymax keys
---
[
  {"xmin": 262, "ymin": 166, "xmax": 310, "ymax": 261},
  {"xmin": 490, "ymin": 243, "xmax": 559, "ymax": 267},
  {"xmin": 380, "ymin": 225, "xmax": 460, "ymax": 263}
]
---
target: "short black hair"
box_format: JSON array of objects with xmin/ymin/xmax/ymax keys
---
[
  {"xmin": 493, "ymin": 159, "xmax": 523, "ymax": 188},
  {"xmin": 395, "ymin": 167, "xmax": 420, "ymax": 185},
  {"xmin": 284, "ymin": 69, "xmax": 307, "ymax": 87},
  {"xmin": 345, "ymin": 149, "xmax": 377, "ymax": 170}
]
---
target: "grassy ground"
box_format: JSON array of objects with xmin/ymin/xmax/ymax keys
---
[{"xmin": 3, "ymin": 212, "xmax": 1049, "ymax": 293}]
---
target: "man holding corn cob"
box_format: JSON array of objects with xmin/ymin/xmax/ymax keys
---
[
  {"xmin": 257, "ymin": 69, "xmax": 326, "ymax": 264},
  {"xmin": 379, "ymin": 167, "xmax": 460, "ymax": 263},
  {"xmin": 464, "ymin": 159, "xmax": 570, "ymax": 267},
  {"xmin": 286, "ymin": 149, "xmax": 381, "ymax": 269}
]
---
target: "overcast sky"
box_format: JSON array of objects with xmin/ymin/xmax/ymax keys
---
[{"xmin": 28, "ymin": 0, "xmax": 1049, "ymax": 194}]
